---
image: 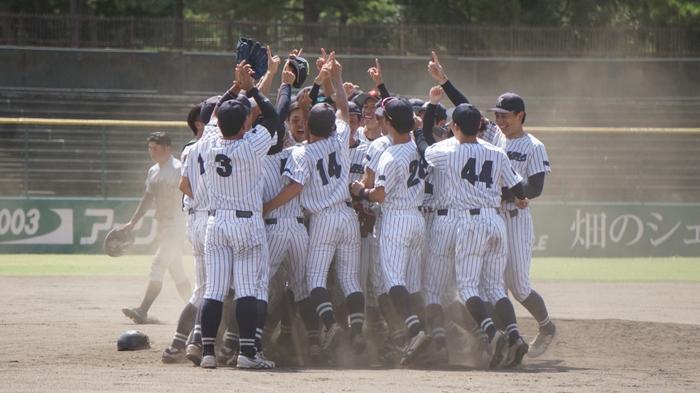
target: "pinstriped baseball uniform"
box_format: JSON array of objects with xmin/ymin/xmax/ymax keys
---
[
  {"xmin": 181, "ymin": 137, "xmax": 214, "ymax": 307},
  {"xmin": 348, "ymin": 139, "xmax": 375, "ymax": 304},
  {"xmin": 501, "ymin": 133, "xmax": 551, "ymax": 301},
  {"xmin": 202, "ymin": 124, "xmax": 275, "ymax": 302},
  {"xmin": 481, "ymin": 119, "xmax": 506, "ymax": 149},
  {"xmin": 375, "ymin": 140, "xmax": 425, "ymax": 293},
  {"xmin": 425, "ymin": 139, "xmax": 522, "ymax": 304},
  {"xmin": 261, "ymin": 147, "xmax": 309, "ymax": 302},
  {"xmin": 422, "ymin": 137, "xmax": 460, "ymax": 306},
  {"xmin": 284, "ymin": 118, "xmax": 362, "ymax": 296},
  {"xmin": 362, "ymin": 135, "xmax": 394, "ymax": 298}
]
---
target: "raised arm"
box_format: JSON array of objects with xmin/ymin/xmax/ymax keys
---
[
  {"xmin": 428, "ymin": 51, "xmax": 469, "ymax": 106},
  {"xmin": 255, "ymin": 45, "xmax": 281, "ymax": 97},
  {"xmin": 368, "ymin": 58, "xmax": 391, "ymax": 98},
  {"xmin": 328, "ymin": 52, "xmax": 349, "ymax": 124}
]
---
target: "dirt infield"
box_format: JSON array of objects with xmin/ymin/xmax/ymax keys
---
[{"xmin": 1, "ymin": 276, "xmax": 698, "ymax": 393}]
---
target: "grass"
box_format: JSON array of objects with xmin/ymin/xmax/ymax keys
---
[{"xmin": 0, "ymin": 254, "xmax": 699, "ymax": 282}]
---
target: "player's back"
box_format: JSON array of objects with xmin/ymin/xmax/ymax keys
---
[
  {"xmin": 262, "ymin": 147, "xmax": 303, "ymax": 219},
  {"xmin": 205, "ymin": 126, "xmax": 273, "ymax": 212},
  {"xmin": 182, "ymin": 137, "xmax": 214, "ymax": 211},
  {"xmin": 425, "ymin": 137, "xmax": 459, "ymax": 209},
  {"xmin": 427, "ymin": 139, "xmax": 516, "ymax": 210},
  {"xmin": 377, "ymin": 141, "xmax": 424, "ymax": 210}
]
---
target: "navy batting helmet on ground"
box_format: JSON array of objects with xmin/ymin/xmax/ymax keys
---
[
  {"xmin": 117, "ymin": 330, "xmax": 150, "ymax": 351},
  {"xmin": 104, "ymin": 227, "xmax": 135, "ymax": 257}
]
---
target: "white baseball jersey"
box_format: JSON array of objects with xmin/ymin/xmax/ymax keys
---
[
  {"xmin": 180, "ymin": 143, "xmax": 196, "ymax": 211},
  {"xmin": 364, "ymin": 134, "xmax": 393, "ymax": 174},
  {"xmin": 502, "ymin": 133, "xmax": 551, "ymax": 303},
  {"xmin": 283, "ymin": 118, "xmax": 362, "ymax": 296},
  {"xmin": 261, "ymin": 148, "xmax": 309, "ymax": 302},
  {"xmin": 481, "ymin": 120, "xmax": 506, "ymax": 149},
  {"xmin": 376, "ymin": 141, "xmax": 425, "ymax": 293},
  {"xmin": 202, "ymin": 124, "xmax": 275, "ymax": 301},
  {"xmin": 348, "ymin": 139, "xmax": 369, "ymax": 184},
  {"xmin": 424, "ymin": 139, "xmax": 522, "ymax": 210},
  {"xmin": 284, "ymin": 119, "xmax": 353, "ymax": 214}
]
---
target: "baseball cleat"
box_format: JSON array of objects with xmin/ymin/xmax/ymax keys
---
[
  {"xmin": 121, "ymin": 307, "xmax": 147, "ymax": 324},
  {"xmin": 200, "ymin": 355, "xmax": 217, "ymax": 369},
  {"xmin": 504, "ymin": 337, "xmax": 529, "ymax": 368},
  {"xmin": 321, "ymin": 324, "xmax": 343, "ymax": 353},
  {"xmin": 237, "ymin": 352, "xmax": 275, "ymax": 369},
  {"xmin": 161, "ymin": 346, "xmax": 185, "ymax": 364},
  {"xmin": 185, "ymin": 343, "xmax": 202, "ymax": 366},
  {"xmin": 219, "ymin": 347, "xmax": 238, "ymax": 367},
  {"xmin": 488, "ymin": 330, "xmax": 508, "ymax": 369},
  {"xmin": 528, "ymin": 323, "xmax": 557, "ymax": 358},
  {"xmin": 400, "ymin": 330, "xmax": 431, "ymax": 366}
]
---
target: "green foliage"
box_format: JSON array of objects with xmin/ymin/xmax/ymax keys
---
[{"xmin": 6, "ymin": 0, "xmax": 700, "ymax": 27}]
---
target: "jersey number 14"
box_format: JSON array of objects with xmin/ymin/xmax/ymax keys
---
[{"xmin": 316, "ymin": 152, "xmax": 342, "ymax": 186}]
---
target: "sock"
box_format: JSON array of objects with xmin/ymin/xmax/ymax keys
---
[
  {"xmin": 465, "ymin": 296, "xmax": 495, "ymax": 341},
  {"xmin": 310, "ymin": 287, "xmax": 336, "ymax": 329},
  {"xmin": 389, "ymin": 286, "xmax": 422, "ymax": 338},
  {"xmin": 345, "ymin": 291, "xmax": 365, "ymax": 335},
  {"xmin": 191, "ymin": 304, "xmax": 203, "ymax": 346},
  {"xmin": 279, "ymin": 294, "xmax": 294, "ymax": 340},
  {"xmin": 378, "ymin": 293, "xmax": 406, "ymax": 335},
  {"xmin": 425, "ymin": 303, "xmax": 446, "ymax": 346},
  {"xmin": 171, "ymin": 302, "xmax": 197, "ymax": 349},
  {"xmin": 495, "ymin": 297, "xmax": 520, "ymax": 345},
  {"xmin": 297, "ymin": 297, "xmax": 320, "ymax": 345},
  {"xmin": 236, "ymin": 296, "xmax": 258, "ymax": 359},
  {"xmin": 223, "ymin": 330, "xmax": 239, "ymax": 352},
  {"xmin": 520, "ymin": 290, "xmax": 553, "ymax": 331},
  {"xmin": 201, "ymin": 299, "xmax": 223, "ymax": 357},
  {"xmin": 138, "ymin": 280, "xmax": 163, "ymax": 313},
  {"xmin": 255, "ymin": 300, "xmax": 268, "ymax": 352}
]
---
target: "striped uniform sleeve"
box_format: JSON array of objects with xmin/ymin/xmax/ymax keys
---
[
  {"xmin": 283, "ymin": 146, "xmax": 309, "ymax": 185},
  {"xmin": 527, "ymin": 141, "xmax": 552, "ymax": 176},
  {"xmin": 499, "ymin": 150, "xmax": 523, "ymax": 189},
  {"xmin": 335, "ymin": 118, "xmax": 351, "ymax": 146},
  {"xmin": 365, "ymin": 139, "xmax": 387, "ymax": 173},
  {"xmin": 423, "ymin": 144, "xmax": 445, "ymax": 170},
  {"xmin": 375, "ymin": 154, "xmax": 400, "ymax": 195},
  {"xmin": 245, "ymin": 124, "xmax": 275, "ymax": 158},
  {"xmin": 202, "ymin": 118, "xmax": 220, "ymax": 139},
  {"xmin": 182, "ymin": 143, "xmax": 199, "ymax": 179}
]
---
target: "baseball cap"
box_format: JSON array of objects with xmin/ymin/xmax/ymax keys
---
[
  {"xmin": 409, "ymin": 98, "xmax": 426, "ymax": 113},
  {"xmin": 452, "ymin": 103, "xmax": 482, "ymax": 135},
  {"xmin": 374, "ymin": 107, "xmax": 385, "ymax": 118},
  {"xmin": 382, "ymin": 97, "xmax": 415, "ymax": 133},
  {"xmin": 200, "ymin": 95, "xmax": 220, "ymax": 125},
  {"xmin": 307, "ymin": 103, "xmax": 336, "ymax": 137},
  {"xmin": 353, "ymin": 89, "xmax": 381, "ymax": 107},
  {"xmin": 489, "ymin": 92, "xmax": 525, "ymax": 113},
  {"xmin": 217, "ymin": 99, "xmax": 250, "ymax": 137},
  {"xmin": 348, "ymin": 101, "xmax": 362, "ymax": 118},
  {"xmin": 421, "ymin": 102, "xmax": 448, "ymax": 121}
]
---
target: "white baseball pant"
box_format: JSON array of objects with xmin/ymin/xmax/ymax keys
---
[
  {"xmin": 502, "ymin": 207, "xmax": 535, "ymax": 302},
  {"xmin": 265, "ymin": 217, "xmax": 309, "ymax": 302},
  {"xmin": 380, "ymin": 209, "xmax": 425, "ymax": 293},
  {"xmin": 186, "ymin": 210, "xmax": 208, "ymax": 307}
]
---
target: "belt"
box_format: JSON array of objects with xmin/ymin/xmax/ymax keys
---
[
  {"xmin": 208, "ymin": 209, "xmax": 253, "ymax": 218},
  {"xmin": 437, "ymin": 208, "xmax": 483, "ymax": 216},
  {"xmin": 418, "ymin": 206, "xmax": 434, "ymax": 213},
  {"xmin": 265, "ymin": 217, "xmax": 304, "ymax": 225},
  {"xmin": 188, "ymin": 208, "xmax": 208, "ymax": 215},
  {"xmin": 503, "ymin": 209, "xmax": 519, "ymax": 218}
]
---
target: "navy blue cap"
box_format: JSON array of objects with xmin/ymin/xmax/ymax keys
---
[
  {"xmin": 217, "ymin": 99, "xmax": 250, "ymax": 137},
  {"xmin": 489, "ymin": 92, "xmax": 525, "ymax": 113},
  {"xmin": 409, "ymin": 98, "xmax": 426, "ymax": 113},
  {"xmin": 452, "ymin": 103, "xmax": 482, "ymax": 135},
  {"xmin": 348, "ymin": 101, "xmax": 362, "ymax": 117},
  {"xmin": 307, "ymin": 103, "xmax": 336, "ymax": 137},
  {"xmin": 383, "ymin": 97, "xmax": 415, "ymax": 133},
  {"xmin": 421, "ymin": 102, "xmax": 448, "ymax": 121},
  {"xmin": 200, "ymin": 95, "xmax": 220, "ymax": 125}
]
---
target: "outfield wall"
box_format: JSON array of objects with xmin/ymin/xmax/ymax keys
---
[{"xmin": 0, "ymin": 198, "xmax": 698, "ymax": 257}]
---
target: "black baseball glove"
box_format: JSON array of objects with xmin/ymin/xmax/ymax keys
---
[{"xmin": 104, "ymin": 226, "xmax": 135, "ymax": 257}]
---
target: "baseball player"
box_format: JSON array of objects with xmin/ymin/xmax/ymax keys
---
[
  {"xmin": 161, "ymin": 98, "xmax": 217, "ymax": 364},
  {"xmin": 489, "ymin": 92, "xmax": 556, "ymax": 358},
  {"xmin": 424, "ymin": 103, "xmax": 530, "ymax": 368},
  {"xmin": 262, "ymin": 53, "xmax": 367, "ymax": 355},
  {"xmin": 350, "ymin": 97, "xmax": 431, "ymax": 365},
  {"xmin": 121, "ymin": 132, "xmax": 190, "ymax": 325},
  {"xmin": 197, "ymin": 62, "xmax": 280, "ymax": 370}
]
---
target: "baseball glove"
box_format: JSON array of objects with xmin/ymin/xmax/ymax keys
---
[
  {"xmin": 288, "ymin": 55, "xmax": 309, "ymax": 88},
  {"xmin": 235, "ymin": 37, "xmax": 268, "ymax": 80},
  {"xmin": 104, "ymin": 226, "xmax": 135, "ymax": 257}
]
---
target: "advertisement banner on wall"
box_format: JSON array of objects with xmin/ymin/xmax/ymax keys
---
[{"xmin": 0, "ymin": 198, "xmax": 699, "ymax": 257}]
